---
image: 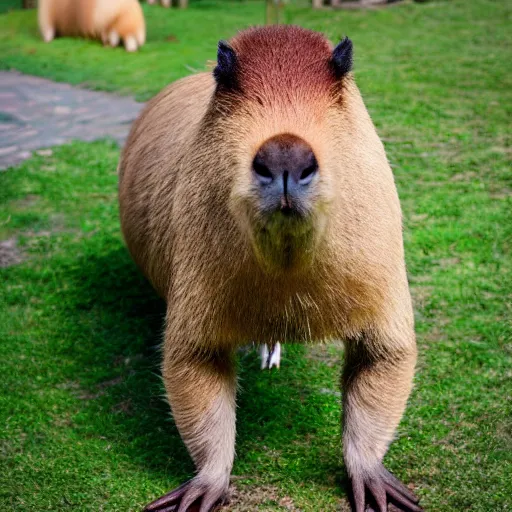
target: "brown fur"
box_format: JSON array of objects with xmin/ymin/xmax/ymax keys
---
[
  {"xmin": 119, "ymin": 25, "xmax": 419, "ymax": 512},
  {"xmin": 38, "ymin": 0, "xmax": 146, "ymax": 52}
]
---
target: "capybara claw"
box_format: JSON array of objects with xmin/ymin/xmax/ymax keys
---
[
  {"xmin": 351, "ymin": 465, "xmax": 422, "ymax": 512},
  {"xmin": 144, "ymin": 479, "xmax": 226, "ymax": 512}
]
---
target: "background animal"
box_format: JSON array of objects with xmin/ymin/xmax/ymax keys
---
[
  {"xmin": 38, "ymin": 0, "xmax": 146, "ymax": 52},
  {"xmin": 147, "ymin": 0, "xmax": 188, "ymax": 7},
  {"xmin": 147, "ymin": 0, "xmax": 171, "ymax": 7},
  {"xmin": 119, "ymin": 25, "xmax": 421, "ymax": 512}
]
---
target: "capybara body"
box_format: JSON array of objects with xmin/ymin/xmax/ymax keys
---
[
  {"xmin": 119, "ymin": 25, "xmax": 421, "ymax": 512},
  {"xmin": 38, "ymin": 0, "xmax": 145, "ymax": 52}
]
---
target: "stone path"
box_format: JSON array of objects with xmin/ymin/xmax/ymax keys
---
[{"xmin": 0, "ymin": 71, "xmax": 145, "ymax": 170}]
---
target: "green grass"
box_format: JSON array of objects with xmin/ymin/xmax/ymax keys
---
[
  {"xmin": 1, "ymin": 0, "xmax": 511, "ymax": 510},
  {"xmin": 0, "ymin": 1, "xmax": 22, "ymax": 16}
]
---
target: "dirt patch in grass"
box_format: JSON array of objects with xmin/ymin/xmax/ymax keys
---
[
  {"xmin": 331, "ymin": 0, "xmax": 404, "ymax": 10},
  {"xmin": 434, "ymin": 257, "xmax": 460, "ymax": 268},
  {"xmin": 489, "ymin": 188, "xmax": 512, "ymax": 199},
  {"xmin": 13, "ymin": 194, "xmax": 40, "ymax": 208},
  {"xmin": 0, "ymin": 237, "xmax": 23, "ymax": 267},
  {"xmin": 411, "ymin": 284, "xmax": 434, "ymax": 307},
  {"xmin": 77, "ymin": 375, "xmax": 125, "ymax": 400},
  {"xmin": 306, "ymin": 341, "xmax": 344, "ymax": 367},
  {"xmin": 223, "ymin": 483, "xmax": 301, "ymax": 511},
  {"xmin": 450, "ymin": 171, "xmax": 477, "ymax": 182},
  {"xmin": 112, "ymin": 399, "xmax": 133, "ymax": 415}
]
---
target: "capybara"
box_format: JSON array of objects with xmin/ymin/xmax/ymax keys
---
[
  {"xmin": 119, "ymin": 25, "xmax": 421, "ymax": 512},
  {"xmin": 38, "ymin": 0, "xmax": 146, "ymax": 52}
]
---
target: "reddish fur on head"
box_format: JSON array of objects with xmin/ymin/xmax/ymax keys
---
[{"xmin": 228, "ymin": 26, "xmax": 338, "ymax": 104}]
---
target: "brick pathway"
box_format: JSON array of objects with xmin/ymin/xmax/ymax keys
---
[{"xmin": 0, "ymin": 71, "xmax": 145, "ymax": 170}]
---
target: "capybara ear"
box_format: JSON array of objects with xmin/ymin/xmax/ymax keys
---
[
  {"xmin": 213, "ymin": 40, "xmax": 238, "ymax": 89},
  {"xmin": 331, "ymin": 36, "xmax": 353, "ymax": 78}
]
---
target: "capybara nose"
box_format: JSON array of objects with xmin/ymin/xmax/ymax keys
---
[{"xmin": 252, "ymin": 134, "xmax": 318, "ymax": 188}]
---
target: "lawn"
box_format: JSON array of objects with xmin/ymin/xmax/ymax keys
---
[{"xmin": 0, "ymin": 0, "xmax": 511, "ymax": 511}]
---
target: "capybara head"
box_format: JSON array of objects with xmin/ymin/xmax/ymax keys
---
[{"xmin": 208, "ymin": 26, "xmax": 354, "ymax": 274}]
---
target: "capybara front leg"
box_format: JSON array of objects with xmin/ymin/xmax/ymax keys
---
[
  {"xmin": 342, "ymin": 330, "xmax": 422, "ymax": 512},
  {"xmin": 144, "ymin": 343, "xmax": 236, "ymax": 512}
]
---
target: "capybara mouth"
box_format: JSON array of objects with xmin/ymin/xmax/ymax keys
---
[{"xmin": 251, "ymin": 212, "xmax": 316, "ymax": 273}]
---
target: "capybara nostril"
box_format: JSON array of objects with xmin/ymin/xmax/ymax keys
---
[
  {"xmin": 252, "ymin": 133, "xmax": 318, "ymax": 187},
  {"xmin": 298, "ymin": 160, "xmax": 318, "ymax": 185},
  {"xmin": 252, "ymin": 155, "xmax": 274, "ymax": 185}
]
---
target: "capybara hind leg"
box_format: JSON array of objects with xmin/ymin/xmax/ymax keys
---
[
  {"xmin": 41, "ymin": 26, "xmax": 55, "ymax": 42},
  {"xmin": 124, "ymin": 35, "xmax": 137, "ymax": 53},
  {"xmin": 260, "ymin": 342, "xmax": 281, "ymax": 370},
  {"xmin": 108, "ymin": 30, "xmax": 120, "ymax": 48},
  {"xmin": 38, "ymin": 3, "xmax": 55, "ymax": 42},
  {"xmin": 136, "ymin": 28, "xmax": 145, "ymax": 47},
  {"xmin": 144, "ymin": 337, "xmax": 236, "ymax": 511},
  {"xmin": 111, "ymin": 2, "xmax": 145, "ymax": 52}
]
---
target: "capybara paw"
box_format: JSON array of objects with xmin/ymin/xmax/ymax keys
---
[
  {"xmin": 260, "ymin": 342, "xmax": 281, "ymax": 369},
  {"xmin": 42, "ymin": 27, "xmax": 55, "ymax": 42},
  {"xmin": 350, "ymin": 464, "xmax": 422, "ymax": 512},
  {"xmin": 124, "ymin": 35, "xmax": 138, "ymax": 52},
  {"xmin": 143, "ymin": 478, "xmax": 228, "ymax": 512},
  {"xmin": 108, "ymin": 30, "xmax": 120, "ymax": 47}
]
